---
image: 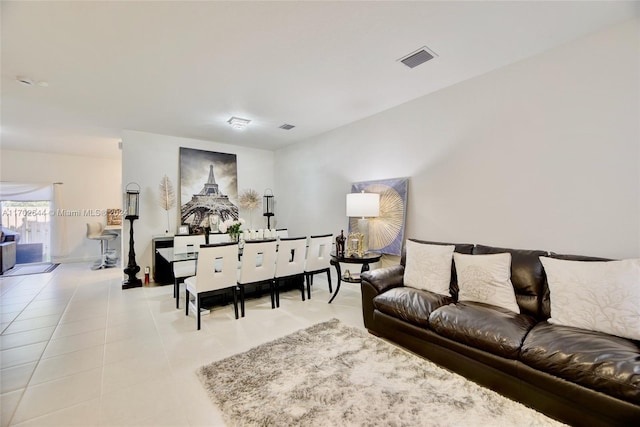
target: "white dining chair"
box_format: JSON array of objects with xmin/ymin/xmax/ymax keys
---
[
  {"xmin": 184, "ymin": 242, "xmax": 239, "ymax": 330},
  {"xmin": 208, "ymin": 233, "xmax": 229, "ymax": 244},
  {"xmin": 237, "ymin": 239, "xmax": 278, "ymax": 317},
  {"xmin": 173, "ymin": 234, "xmax": 206, "ymax": 308},
  {"xmin": 304, "ymin": 234, "xmax": 333, "ymax": 299},
  {"xmin": 273, "ymin": 236, "xmax": 307, "ymax": 307}
]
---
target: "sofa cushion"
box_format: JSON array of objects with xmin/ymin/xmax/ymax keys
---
[
  {"xmin": 473, "ymin": 245, "xmax": 548, "ymax": 320},
  {"xmin": 429, "ymin": 301, "xmax": 537, "ymax": 359},
  {"xmin": 521, "ymin": 322, "xmax": 640, "ymax": 405},
  {"xmin": 401, "ymin": 240, "xmax": 475, "ymax": 299},
  {"xmin": 404, "ymin": 240, "xmax": 455, "ymax": 296},
  {"xmin": 454, "ymin": 253, "xmax": 520, "ymax": 313},
  {"xmin": 542, "ymin": 252, "xmax": 612, "ymax": 318},
  {"xmin": 540, "ymin": 256, "xmax": 640, "ymax": 341},
  {"xmin": 373, "ymin": 287, "xmax": 454, "ymax": 328}
]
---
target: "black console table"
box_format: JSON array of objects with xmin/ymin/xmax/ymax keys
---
[{"xmin": 152, "ymin": 236, "xmax": 175, "ymax": 285}]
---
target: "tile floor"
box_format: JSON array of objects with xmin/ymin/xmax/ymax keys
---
[{"xmin": 1, "ymin": 263, "xmax": 364, "ymax": 426}]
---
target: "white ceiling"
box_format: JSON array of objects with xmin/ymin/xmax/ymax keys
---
[{"xmin": 1, "ymin": 1, "xmax": 637, "ymax": 159}]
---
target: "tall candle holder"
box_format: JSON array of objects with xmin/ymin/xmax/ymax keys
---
[
  {"xmin": 123, "ymin": 183, "xmax": 142, "ymax": 289},
  {"xmin": 263, "ymin": 189, "xmax": 275, "ymax": 229}
]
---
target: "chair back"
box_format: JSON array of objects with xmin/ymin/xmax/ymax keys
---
[
  {"xmin": 239, "ymin": 239, "xmax": 277, "ymax": 285},
  {"xmin": 208, "ymin": 233, "xmax": 229, "ymax": 244},
  {"xmin": 174, "ymin": 235, "xmax": 206, "ymax": 254},
  {"xmin": 86, "ymin": 222, "xmax": 104, "ymax": 239},
  {"xmin": 275, "ymin": 237, "xmax": 306, "ymax": 278},
  {"xmin": 193, "ymin": 242, "xmax": 238, "ymax": 293},
  {"xmin": 276, "ymin": 228, "xmax": 289, "ymax": 239},
  {"xmin": 305, "ymin": 234, "xmax": 333, "ymax": 272}
]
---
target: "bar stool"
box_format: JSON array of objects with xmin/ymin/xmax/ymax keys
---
[{"xmin": 86, "ymin": 223, "xmax": 118, "ymax": 270}]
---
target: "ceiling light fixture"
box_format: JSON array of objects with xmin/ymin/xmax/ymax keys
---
[
  {"xmin": 16, "ymin": 76, "xmax": 49, "ymax": 87},
  {"xmin": 16, "ymin": 76, "xmax": 33, "ymax": 86},
  {"xmin": 227, "ymin": 116, "xmax": 251, "ymax": 130}
]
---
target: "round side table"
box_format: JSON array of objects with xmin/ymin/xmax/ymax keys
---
[{"xmin": 329, "ymin": 252, "xmax": 382, "ymax": 303}]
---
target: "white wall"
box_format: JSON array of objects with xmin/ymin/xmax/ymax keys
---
[
  {"xmin": 275, "ymin": 19, "xmax": 640, "ymax": 259},
  {"xmin": 0, "ymin": 149, "xmax": 122, "ymax": 262},
  {"xmin": 121, "ymin": 130, "xmax": 275, "ymax": 271}
]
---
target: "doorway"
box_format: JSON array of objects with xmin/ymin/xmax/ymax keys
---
[{"xmin": 0, "ymin": 200, "xmax": 51, "ymax": 264}]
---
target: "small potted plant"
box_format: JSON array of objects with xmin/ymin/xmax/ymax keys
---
[{"xmin": 219, "ymin": 218, "xmax": 245, "ymax": 242}]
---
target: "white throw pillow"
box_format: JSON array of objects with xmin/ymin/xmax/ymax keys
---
[
  {"xmin": 454, "ymin": 253, "xmax": 520, "ymax": 313},
  {"xmin": 404, "ymin": 241, "xmax": 455, "ymax": 296},
  {"xmin": 540, "ymin": 257, "xmax": 640, "ymax": 341}
]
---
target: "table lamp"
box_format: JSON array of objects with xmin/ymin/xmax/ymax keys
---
[{"xmin": 346, "ymin": 191, "xmax": 380, "ymax": 253}]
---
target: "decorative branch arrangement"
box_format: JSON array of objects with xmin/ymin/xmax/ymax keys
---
[
  {"xmin": 159, "ymin": 175, "xmax": 176, "ymax": 234},
  {"xmin": 238, "ymin": 188, "xmax": 261, "ymax": 229}
]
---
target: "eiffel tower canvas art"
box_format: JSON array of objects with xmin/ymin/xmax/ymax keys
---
[{"xmin": 179, "ymin": 147, "xmax": 239, "ymax": 233}]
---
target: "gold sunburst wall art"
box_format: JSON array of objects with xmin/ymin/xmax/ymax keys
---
[{"xmin": 348, "ymin": 178, "xmax": 408, "ymax": 256}]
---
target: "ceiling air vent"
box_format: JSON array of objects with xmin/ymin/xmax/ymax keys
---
[
  {"xmin": 279, "ymin": 124, "xmax": 295, "ymax": 130},
  {"xmin": 398, "ymin": 46, "xmax": 437, "ymax": 69}
]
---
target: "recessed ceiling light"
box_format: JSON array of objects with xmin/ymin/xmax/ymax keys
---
[
  {"xmin": 16, "ymin": 76, "xmax": 49, "ymax": 87},
  {"xmin": 16, "ymin": 76, "xmax": 33, "ymax": 85},
  {"xmin": 227, "ymin": 116, "xmax": 251, "ymax": 130}
]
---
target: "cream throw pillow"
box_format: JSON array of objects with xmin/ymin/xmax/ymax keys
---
[
  {"xmin": 540, "ymin": 257, "xmax": 640, "ymax": 341},
  {"xmin": 454, "ymin": 253, "xmax": 520, "ymax": 313},
  {"xmin": 404, "ymin": 241, "xmax": 455, "ymax": 296}
]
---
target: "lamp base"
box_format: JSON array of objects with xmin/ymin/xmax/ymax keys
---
[{"xmin": 357, "ymin": 218, "xmax": 370, "ymax": 254}]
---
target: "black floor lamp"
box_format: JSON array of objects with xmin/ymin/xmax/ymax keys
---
[{"xmin": 123, "ymin": 183, "xmax": 142, "ymax": 289}]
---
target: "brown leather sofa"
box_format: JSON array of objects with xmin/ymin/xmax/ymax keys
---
[{"xmin": 361, "ymin": 239, "xmax": 640, "ymax": 427}]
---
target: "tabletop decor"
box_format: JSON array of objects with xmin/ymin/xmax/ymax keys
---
[
  {"xmin": 202, "ymin": 216, "xmax": 211, "ymax": 244},
  {"xmin": 238, "ymin": 188, "xmax": 260, "ymax": 229},
  {"xmin": 346, "ymin": 231, "xmax": 364, "ymax": 257},
  {"xmin": 106, "ymin": 208, "xmax": 122, "ymax": 226},
  {"xmin": 335, "ymin": 230, "xmax": 346, "ymax": 257},
  {"xmin": 159, "ymin": 175, "xmax": 176, "ymax": 235},
  {"xmin": 197, "ymin": 319, "xmax": 562, "ymax": 427},
  {"xmin": 219, "ymin": 218, "xmax": 245, "ymax": 242}
]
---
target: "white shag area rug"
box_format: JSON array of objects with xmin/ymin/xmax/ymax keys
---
[{"xmin": 197, "ymin": 319, "xmax": 564, "ymax": 427}]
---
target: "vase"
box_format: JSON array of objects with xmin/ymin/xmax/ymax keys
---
[{"xmin": 229, "ymin": 232, "xmax": 240, "ymax": 243}]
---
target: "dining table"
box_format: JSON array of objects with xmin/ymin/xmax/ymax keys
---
[
  {"xmin": 156, "ymin": 242, "xmax": 338, "ymax": 305},
  {"xmin": 155, "ymin": 243, "xmax": 306, "ymax": 308}
]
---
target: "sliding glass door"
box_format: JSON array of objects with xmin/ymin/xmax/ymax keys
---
[{"xmin": 0, "ymin": 200, "xmax": 52, "ymax": 263}]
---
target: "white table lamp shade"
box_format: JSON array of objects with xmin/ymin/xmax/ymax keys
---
[{"xmin": 346, "ymin": 192, "xmax": 380, "ymax": 218}]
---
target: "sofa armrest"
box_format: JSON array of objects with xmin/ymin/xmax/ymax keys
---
[
  {"xmin": 361, "ymin": 265, "xmax": 405, "ymax": 330},
  {"xmin": 361, "ymin": 264, "xmax": 405, "ymax": 294},
  {"xmin": 1, "ymin": 241, "xmax": 17, "ymax": 274}
]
